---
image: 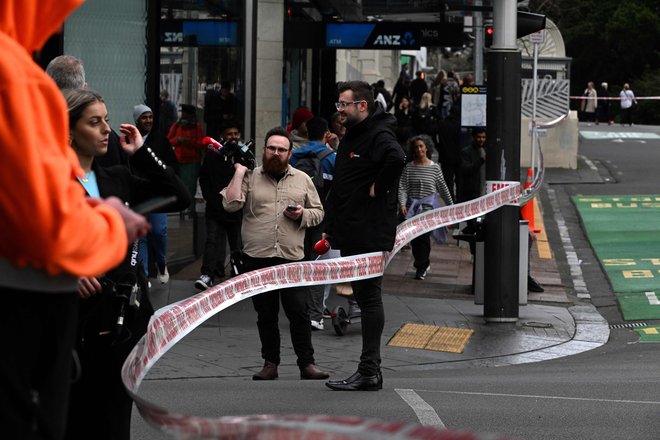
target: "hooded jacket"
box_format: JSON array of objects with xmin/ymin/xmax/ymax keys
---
[
  {"xmin": 325, "ymin": 106, "xmax": 406, "ymax": 252},
  {"xmin": 0, "ymin": 0, "xmax": 128, "ymax": 279}
]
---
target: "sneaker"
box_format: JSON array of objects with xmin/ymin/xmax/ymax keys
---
[
  {"xmin": 195, "ymin": 274, "xmax": 213, "ymax": 290},
  {"xmin": 322, "ymin": 308, "xmax": 331, "ymax": 319},
  {"xmin": 528, "ymin": 276, "xmax": 545, "ymax": 293},
  {"xmin": 311, "ymin": 319, "xmax": 324, "ymax": 331},
  {"xmin": 415, "ymin": 265, "xmax": 430, "ymax": 280},
  {"xmin": 156, "ymin": 265, "xmax": 170, "ymax": 284}
]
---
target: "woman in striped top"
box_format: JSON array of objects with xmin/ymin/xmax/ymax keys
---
[{"xmin": 398, "ymin": 135, "xmax": 453, "ymax": 280}]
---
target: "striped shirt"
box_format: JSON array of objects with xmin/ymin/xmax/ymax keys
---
[{"xmin": 398, "ymin": 161, "xmax": 453, "ymax": 209}]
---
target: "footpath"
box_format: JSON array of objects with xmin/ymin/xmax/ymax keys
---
[{"xmin": 144, "ymin": 164, "xmax": 610, "ymax": 382}]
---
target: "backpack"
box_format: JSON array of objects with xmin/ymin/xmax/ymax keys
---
[{"xmin": 293, "ymin": 148, "xmax": 333, "ymax": 201}]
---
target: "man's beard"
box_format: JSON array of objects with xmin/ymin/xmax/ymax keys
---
[{"xmin": 262, "ymin": 153, "xmax": 289, "ymax": 176}]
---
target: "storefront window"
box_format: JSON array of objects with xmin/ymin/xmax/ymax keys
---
[{"xmin": 160, "ymin": 1, "xmax": 245, "ymax": 139}]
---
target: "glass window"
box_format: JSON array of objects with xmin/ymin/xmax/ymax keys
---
[{"xmin": 160, "ymin": 1, "xmax": 245, "ymax": 139}]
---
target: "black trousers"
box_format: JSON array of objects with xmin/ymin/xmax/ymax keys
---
[
  {"xmin": 0, "ymin": 289, "xmax": 78, "ymax": 440},
  {"xmin": 411, "ymin": 232, "xmax": 431, "ymax": 270},
  {"xmin": 244, "ymin": 255, "xmax": 315, "ymax": 368},
  {"xmin": 201, "ymin": 215, "xmax": 242, "ymax": 278},
  {"xmin": 342, "ymin": 250, "xmax": 385, "ymax": 376}
]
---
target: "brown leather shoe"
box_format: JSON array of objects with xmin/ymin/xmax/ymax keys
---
[
  {"xmin": 300, "ymin": 363, "xmax": 330, "ymax": 380},
  {"xmin": 252, "ymin": 361, "xmax": 278, "ymax": 380}
]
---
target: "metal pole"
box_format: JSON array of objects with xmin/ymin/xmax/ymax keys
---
[
  {"xmin": 484, "ymin": 0, "xmax": 521, "ymax": 322},
  {"xmin": 530, "ymin": 41, "xmax": 538, "ymax": 171},
  {"xmin": 473, "ymin": 1, "xmax": 484, "ymax": 84}
]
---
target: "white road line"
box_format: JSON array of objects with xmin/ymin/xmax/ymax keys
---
[
  {"xmin": 646, "ymin": 291, "xmax": 660, "ymax": 305},
  {"xmin": 418, "ymin": 389, "xmax": 660, "ymax": 405},
  {"xmin": 395, "ymin": 388, "xmax": 445, "ymax": 428},
  {"xmin": 547, "ymin": 188, "xmax": 590, "ymax": 298}
]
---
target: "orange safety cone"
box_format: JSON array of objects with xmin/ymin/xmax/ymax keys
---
[{"xmin": 521, "ymin": 168, "xmax": 541, "ymax": 233}]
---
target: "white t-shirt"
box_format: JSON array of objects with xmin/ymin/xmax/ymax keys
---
[{"xmin": 620, "ymin": 89, "xmax": 636, "ymax": 109}]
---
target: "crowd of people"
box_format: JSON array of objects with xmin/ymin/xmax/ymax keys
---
[
  {"xmin": 1, "ymin": 1, "xmax": 556, "ymax": 437},
  {"xmin": 580, "ymin": 80, "xmax": 638, "ymax": 126}
]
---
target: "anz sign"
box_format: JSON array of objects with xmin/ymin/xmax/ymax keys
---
[{"xmin": 372, "ymin": 32, "xmax": 416, "ymax": 47}]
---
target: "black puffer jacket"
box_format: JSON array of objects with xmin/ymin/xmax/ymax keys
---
[{"xmin": 326, "ymin": 106, "xmax": 406, "ymax": 252}]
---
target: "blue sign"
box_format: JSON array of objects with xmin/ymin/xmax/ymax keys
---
[
  {"xmin": 326, "ymin": 23, "xmax": 376, "ymax": 48},
  {"xmin": 182, "ymin": 21, "xmax": 238, "ymax": 46}
]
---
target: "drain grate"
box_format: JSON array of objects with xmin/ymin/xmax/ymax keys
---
[{"xmin": 609, "ymin": 322, "xmax": 648, "ymax": 329}]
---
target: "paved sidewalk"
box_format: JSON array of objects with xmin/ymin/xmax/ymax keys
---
[{"xmin": 144, "ymin": 207, "xmax": 609, "ymax": 382}]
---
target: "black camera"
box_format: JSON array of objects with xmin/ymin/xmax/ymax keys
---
[{"xmin": 205, "ymin": 136, "xmax": 256, "ymax": 170}]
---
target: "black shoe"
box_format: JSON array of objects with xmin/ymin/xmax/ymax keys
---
[
  {"xmin": 528, "ymin": 276, "xmax": 544, "ymax": 293},
  {"xmin": 326, "ymin": 371, "xmax": 382, "ymax": 391}
]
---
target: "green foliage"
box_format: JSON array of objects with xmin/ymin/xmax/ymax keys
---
[{"xmin": 531, "ymin": 0, "xmax": 660, "ymax": 124}]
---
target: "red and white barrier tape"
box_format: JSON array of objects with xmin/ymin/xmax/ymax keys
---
[
  {"xmin": 121, "ymin": 183, "xmax": 522, "ymax": 439},
  {"xmin": 569, "ymin": 95, "xmax": 658, "ymax": 101}
]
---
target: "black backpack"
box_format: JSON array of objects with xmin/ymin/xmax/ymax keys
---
[{"xmin": 293, "ymin": 148, "xmax": 333, "ymax": 201}]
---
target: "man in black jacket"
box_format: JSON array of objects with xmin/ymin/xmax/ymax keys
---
[
  {"xmin": 195, "ymin": 120, "xmax": 243, "ymax": 290},
  {"xmin": 324, "ymin": 81, "xmax": 406, "ymax": 391}
]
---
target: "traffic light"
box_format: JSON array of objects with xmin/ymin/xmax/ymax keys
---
[
  {"xmin": 483, "ymin": 12, "xmax": 545, "ymax": 48},
  {"xmin": 485, "ymin": 25, "xmax": 494, "ymax": 47},
  {"xmin": 517, "ymin": 12, "xmax": 546, "ymax": 38}
]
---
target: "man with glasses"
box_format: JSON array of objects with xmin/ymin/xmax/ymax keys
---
[
  {"xmin": 222, "ymin": 126, "xmax": 329, "ymax": 381},
  {"xmin": 324, "ymin": 81, "xmax": 406, "ymax": 391}
]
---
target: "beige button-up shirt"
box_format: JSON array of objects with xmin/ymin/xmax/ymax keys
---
[{"xmin": 221, "ymin": 165, "xmax": 324, "ymax": 261}]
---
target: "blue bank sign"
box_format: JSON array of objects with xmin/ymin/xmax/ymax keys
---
[
  {"xmin": 326, "ymin": 23, "xmax": 420, "ymax": 49},
  {"xmin": 284, "ymin": 22, "xmax": 463, "ymax": 49},
  {"xmin": 161, "ymin": 20, "xmax": 239, "ymax": 46}
]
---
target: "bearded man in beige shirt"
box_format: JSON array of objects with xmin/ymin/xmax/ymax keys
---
[{"xmin": 222, "ymin": 126, "xmax": 330, "ymax": 382}]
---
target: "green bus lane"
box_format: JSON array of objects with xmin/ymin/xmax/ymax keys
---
[{"xmin": 573, "ymin": 196, "xmax": 660, "ymax": 321}]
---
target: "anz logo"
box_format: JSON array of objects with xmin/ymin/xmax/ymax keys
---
[
  {"xmin": 373, "ymin": 32, "xmax": 415, "ymax": 46},
  {"xmin": 163, "ymin": 32, "xmax": 183, "ymax": 43}
]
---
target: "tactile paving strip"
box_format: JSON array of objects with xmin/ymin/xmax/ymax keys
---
[{"xmin": 387, "ymin": 323, "xmax": 475, "ymax": 353}]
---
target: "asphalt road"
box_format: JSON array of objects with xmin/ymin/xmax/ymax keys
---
[{"xmin": 131, "ymin": 123, "xmax": 660, "ymax": 440}]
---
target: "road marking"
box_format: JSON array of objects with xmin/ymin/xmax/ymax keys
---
[
  {"xmin": 646, "ymin": 291, "xmax": 660, "ymax": 305},
  {"xmin": 548, "ymin": 188, "xmax": 590, "ymax": 298},
  {"xmin": 395, "ymin": 389, "xmax": 445, "ymax": 428},
  {"xmin": 419, "ymin": 389, "xmax": 660, "ymax": 405}
]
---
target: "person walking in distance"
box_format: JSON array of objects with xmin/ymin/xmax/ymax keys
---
[
  {"xmin": 619, "ymin": 83, "xmax": 637, "ymax": 126},
  {"xmin": 324, "ymin": 81, "xmax": 406, "ymax": 391},
  {"xmin": 0, "ymin": 1, "xmax": 149, "ymax": 437},
  {"xmin": 221, "ymin": 127, "xmax": 329, "ymax": 381},
  {"xmin": 399, "ymin": 135, "xmax": 453, "ymax": 280},
  {"xmin": 196, "ymin": 120, "xmax": 244, "ymax": 290}
]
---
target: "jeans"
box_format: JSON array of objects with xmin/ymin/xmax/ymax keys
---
[
  {"xmin": 411, "ymin": 232, "xmax": 431, "ymax": 270},
  {"xmin": 0, "ymin": 290, "xmax": 78, "ymax": 440},
  {"xmin": 177, "ymin": 163, "xmax": 200, "ymax": 214},
  {"xmin": 201, "ymin": 216, "xmax": 242, "ymax": 278},
  {"xmin": 244, "ymin": 255, "xmax": 316, "ymax": 368},
  {"xmin": 304, "ymin": 224, "xmax": 324, "ymax": 321},
  {"xmin": 138, "ymin": 213, "xmax": 168, "ymax": 276},
  {"xmin": 342, "ymin": 249, "xmax": 384, "ymax": 376}
]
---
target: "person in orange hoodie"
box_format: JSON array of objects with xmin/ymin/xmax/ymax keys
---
[{"xmin": 0, "ymin": 1, "xmax": 150, "ymax": 439}]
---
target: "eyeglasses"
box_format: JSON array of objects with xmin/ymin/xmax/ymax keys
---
[
  {"xmin": 265, "ymin": 145, "xmax": 290, "ymax": 154},
  {"xmin": 335, "ymin": 100, "xmax": 366, "ymax": 110}
]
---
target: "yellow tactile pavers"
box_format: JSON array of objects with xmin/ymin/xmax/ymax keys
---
[
  {"xmin": 387, "ymin": 323, "xmax": 475, "ymax": 353},
  {"xmin": 534, "ymin": 198, "xmax": 552, "ymax": 259}
]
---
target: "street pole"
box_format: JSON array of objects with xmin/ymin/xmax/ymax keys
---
[
  {"xmin": 473, "ymin": 1, "xmax": 484, "ymax": 84},
  {"xmin": 484, "ymin": 0, "xmax": 521, "ymax": 322}
]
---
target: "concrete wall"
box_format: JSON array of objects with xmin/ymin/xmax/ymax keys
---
[
  {"xmin": 520, "ymin": 111, "xmax": 578, "ymax": 169},
  {"xmin": 255, "ymin": 0, "xmax": 284, "ymax": 155},
  {"xmin": 336, "ymin": 49, "xmax": 399, "ymax": 91}
]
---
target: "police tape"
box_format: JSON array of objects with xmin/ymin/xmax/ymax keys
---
[
  {"xmin": 121, "ymin": 183, "xmax": 523, "ymax": 439},
  {"xmin": 569, "ymin": 95, "xmax": 660, "ymax": 101}
]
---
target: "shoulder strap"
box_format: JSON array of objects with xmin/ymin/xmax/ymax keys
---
[{"xmin": 316, "ymin": 148, "xmax": 333, "ymax": 161}]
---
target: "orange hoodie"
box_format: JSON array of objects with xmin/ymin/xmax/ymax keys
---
[{"xmin": 0, "ymin": 0, "xmax": 128, "ymax": 277}]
